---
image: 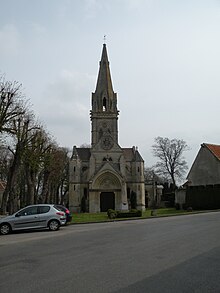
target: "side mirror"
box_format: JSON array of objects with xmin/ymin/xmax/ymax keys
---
[{"xmin": 15, "ymin": 213, "xmax": 21, "ymax": 217}]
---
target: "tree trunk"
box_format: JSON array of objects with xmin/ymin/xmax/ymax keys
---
[
  {"xmin": 1, "ymin": 150, "xmax": 20, "ymax": 214},
  {"xmin": 26, "ymin": 169, "xmax": 36, "ymax": 205},
  {"xmin": 19, "ymin": 172, "xmax": 26, "ymax": 208},
  {"xmin": 40, "ymin": 170, "xmax": 50, "ymax": 203}
]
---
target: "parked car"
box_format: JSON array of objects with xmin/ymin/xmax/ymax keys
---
[
  {"xmin": 0, "ymin": 204, "xmax": 66, "ymax": 235},
  {"xmin": 54, "ymin": 205, "xmax": 72, "ymax": 224}
]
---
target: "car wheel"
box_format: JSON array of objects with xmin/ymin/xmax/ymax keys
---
[
  {"xmin": 0, "ymin": 223, "xmax": 11, "ymax": 235},
  {"xmin": 48, "ymin": 220, "xmax": 60, "ymax": 231}
]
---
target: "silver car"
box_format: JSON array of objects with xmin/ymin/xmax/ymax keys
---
[{"xmin": 0, "ymin": 204, "xmax": 66, "ymax": 235}]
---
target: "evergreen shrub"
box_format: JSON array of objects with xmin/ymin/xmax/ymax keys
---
[{"xmin": 107, "ymin": 209, "xmax": 118, "ymax": 219}]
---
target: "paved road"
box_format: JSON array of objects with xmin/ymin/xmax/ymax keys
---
[{"xmin": 0, "ymin": 212, "xmax": 220, "ymax": 293}]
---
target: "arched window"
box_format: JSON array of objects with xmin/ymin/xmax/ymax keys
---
[{"xmin": 103, "ymin": 97, "xmax": 107, "ymax": 111}]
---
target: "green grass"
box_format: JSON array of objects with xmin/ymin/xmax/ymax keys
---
[
  {"xmin": 71, "ymin": 208, "xmax": 190, "ymax": 224},
  {"xmin": 72, "ymin": 212, "xmax": 109, "ymax": 223},
  {"xmin": 150, "ymin": 208, "xmax": 188, "ymax": 216}
]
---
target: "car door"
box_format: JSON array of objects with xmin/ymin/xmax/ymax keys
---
[
  {"xmin": 37, "ymin": 205, "xmax": 51, "ymax": 228},
  {"xmin": 13, "ymin": 206, "xmax": 39, "ymax": 230}
]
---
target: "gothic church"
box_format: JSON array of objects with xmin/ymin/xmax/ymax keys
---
[{"xmin": 69, "ymin": 44, "xmax": 145, "ymax": 213}]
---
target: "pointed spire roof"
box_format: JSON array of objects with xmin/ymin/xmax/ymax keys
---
[
  {"xmin": 71, "ymin": 145, "xmax": 79, "ymax": 159},
  {"xmin": 95, "ymin": 44, "xmax": 114, "ymax": 95}
]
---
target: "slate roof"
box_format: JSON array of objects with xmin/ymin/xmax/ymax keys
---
[
  {"xmin": 204, "ymin": 143, "xmax": 220, "ymax": 161},
  {"xmin": 122, "ymin": 148, "xmax": 144, "ymax": 162},
  {"xmin": 75, "ymin": 148, "xmax": 91, "ymax": 161},
  {"xmin": 74, "ymin": 147, "xmax": 144, "ymax": 162}
]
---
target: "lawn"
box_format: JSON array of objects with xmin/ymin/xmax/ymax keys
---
[
  {"xmin": 72, "ymin": 212, "xmax": 109, "ymax": 223},
  {"xmin": 148, "ymin": 208, "xmax": 188, "ymax": 216},
  {"xmin": 71, "ymin": 208, "xmax": 190, "ymax": 224}
]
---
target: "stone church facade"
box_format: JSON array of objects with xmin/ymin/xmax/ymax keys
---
[{"xmin": 69, "ymin": 44, "xmax": 145, "ymax": 213}]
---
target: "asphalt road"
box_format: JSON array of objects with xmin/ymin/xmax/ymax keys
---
[{"xmin": 0, "ymin": 212, "xmax": 220, "ymax": 293}]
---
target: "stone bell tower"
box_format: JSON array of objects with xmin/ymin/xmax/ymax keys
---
[{"xmin": 90, "ymin": 43, "xmax": 119, "ymax": 147}]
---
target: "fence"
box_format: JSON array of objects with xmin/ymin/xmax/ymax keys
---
[{"xmin": 186, "ymin": 184, "xmax": 220, "ymax": 210}]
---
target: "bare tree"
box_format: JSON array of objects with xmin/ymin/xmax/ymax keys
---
[
  {"xmin": 152, "ymin": 136, "xmax": 188, "ymax": 188},
  {"xmin": 0, "ymin": 145, "xmax": 12, "ymax": 181},
  {"xmin": 41, "ymin": 146, "xmax": 69, "ymax": 204},
  {"xmin": 0, "ymin": 76, "xmax": 70, "ymax": 214},
  {"xmin": 0, "ymin": 76, "xmax": 25, "ymax": 134},
  {"xmin": 80, "ymin": 143, "xmax": 91, "ymax": 148},
  {"xmin": 144, "ymin": 166, "xmax": 165, "ymax": 184},
  {"xmin": 1, "ymin": 114, "xmax": 38, "ymax": 214},
  {"xmin": 22, "ymin": 127, "xmax": 51, "ymax": 205}
]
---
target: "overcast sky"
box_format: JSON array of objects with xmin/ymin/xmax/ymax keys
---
[{"xmin": 1, "ymin": 0, "xmax": 220, "ymax": 171}]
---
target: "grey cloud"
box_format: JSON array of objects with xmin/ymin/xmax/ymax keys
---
[
  {"xmin": 34, "ymin": 70, "xmax": 94, "ymax": 147},
  {"xmin": 0, "ymin": 24, "xmax": 20, "ymax": 56}
]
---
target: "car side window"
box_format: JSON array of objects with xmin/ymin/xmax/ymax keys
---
[
  {"xmin": 38, "ymin": 206, "xmax": 50, "ymax": 214},
  {"xmin": 19, "ymin": 206, "xmax": 38, "ymax": 216},
  {"xmin": 55, "ymin": 205, "xmax": 64, "ymax": 212}
]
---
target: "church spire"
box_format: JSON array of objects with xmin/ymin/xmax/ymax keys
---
[{"xmin": 95, "ymin": 43, "xmax": 114, "ymax": 96}]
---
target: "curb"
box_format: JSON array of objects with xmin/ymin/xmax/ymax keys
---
[{"xmin": 70, "ymin": 209, "xmax": 220, "ymax": 225}]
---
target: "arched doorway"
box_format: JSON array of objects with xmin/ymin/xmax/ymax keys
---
[{"xmin": 100, "ymin": 192, "xmax": 115, "ymax": 212}]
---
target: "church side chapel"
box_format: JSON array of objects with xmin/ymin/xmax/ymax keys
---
[{"xmin": 69, "ymin": 43, "xmax": 145, "ymax": 213}]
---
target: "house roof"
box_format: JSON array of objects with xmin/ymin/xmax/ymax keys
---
[{"xmin": 203, "ymin": 143, "xmax": 220, "ymax": 161}]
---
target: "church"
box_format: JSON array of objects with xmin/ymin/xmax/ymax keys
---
[{"xmin": 69, "ymin": 44, "xmax": 145, "ymax": 213}]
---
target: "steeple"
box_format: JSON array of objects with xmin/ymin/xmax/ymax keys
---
[
  {"xmin": 90, "ymin": 44, "xmax": 119, "ymax": 146},
  {"xmin": 95, "ymin": 44, "xmax": 114, "ymax": 97},
  {"xmin": 91, "ymin": 44, "xmax": 118, "ymax": 113}
]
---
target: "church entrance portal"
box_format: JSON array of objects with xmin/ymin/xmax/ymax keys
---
[{"xmin": 100, "ymin": 192, "xmax": 115, "ymax": 212}]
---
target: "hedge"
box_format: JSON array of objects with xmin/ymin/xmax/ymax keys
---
[{"xmin": 107, "ymin": 209, "xmax": 142, "ymax": 219}]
